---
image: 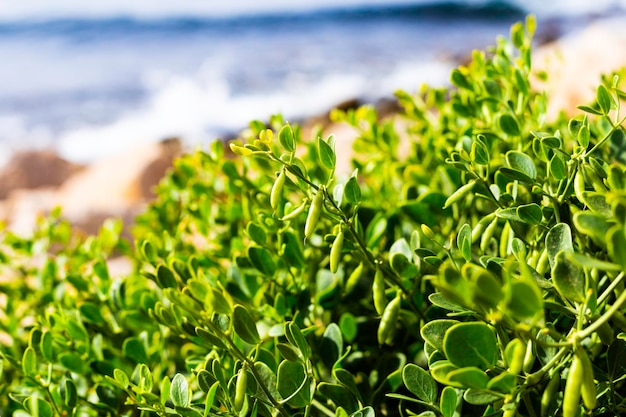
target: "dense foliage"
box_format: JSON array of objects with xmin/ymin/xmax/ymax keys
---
[{"xmin": 2, "ymin": 16, "xmax": 626, "ymax": 417}]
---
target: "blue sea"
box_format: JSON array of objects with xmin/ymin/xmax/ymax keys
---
[{"xmin": 0, "ymin": 0, "xmax": 624, "ymax": 163}]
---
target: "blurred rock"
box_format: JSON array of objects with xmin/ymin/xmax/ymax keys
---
[
  {"xmin": 0, "ymin": 138, "xmax": 182, "ymax": 235},
  {"xmin": 0, "ymin": 150, "xmax": 84, "ymax": 199}
]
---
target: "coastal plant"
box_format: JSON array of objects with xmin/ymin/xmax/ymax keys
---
[{"xmin": 2, "ymin": 14, "xmax": 626, "ymax": 417}]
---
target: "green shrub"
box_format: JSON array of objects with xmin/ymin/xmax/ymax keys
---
[{"xmin": 2, "ymin": 15, "xmax": 626, "ymax": 417}]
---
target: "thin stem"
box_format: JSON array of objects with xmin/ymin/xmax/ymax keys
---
[
  {"xmin": 311, "ymin": 399, "xmax": 336, "ymax": 417},
  {"xmin": 584, "ymin": 114, "xmax": 626, "ymax": 157},
  {"xmin": 597, "ymin": 271, "xmax": 625, "ymax": 306},
  {"xmin": 577, "ymin": 286, "xmax": 626, "ymax": 341}
]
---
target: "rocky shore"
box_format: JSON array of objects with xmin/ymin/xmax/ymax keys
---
[{"xmin": 2, "ymin": 18, "xmax": 626, "ymax": 236}]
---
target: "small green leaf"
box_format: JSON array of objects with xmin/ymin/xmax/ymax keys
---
[
  {"xmin": 516, "ymin": 203, "xmax": 543, "ymax": 225},
  {"xmin": 421, "ymin": 320, "xmax": 459, "ymax": 353},
  {"xmin": 247, "ymin": 222, "xmax": 267, "ymax": 245},
  {"xmin": 333, "ymin": 368, "xmax": 362, "ymax": 402},
  {"xmin": 447, "ymin": 367, "xmax": 489, "ymax": 389},
  {"xmin": 22, "ymin": 346, "xmax": 37, "ymax": 377},
  {"xmin": 552, "ymin": 251, "xmax": 585, "ymax": 303},
  {"xmin": 318, "ymin": 137, "xmax": 336, "ymax": 170},
  {"xmin": 457, "ymin": 224, "xmax": 472, "ymax": 262},
  {"xmin": 578, "ymin": 124, "xmax": 590, "ymax": 148},
  {"xmin": 450, "ymin": 69, "xmax": 472, "ymax": 90},
  {"xmin": 549, "ymin": 153, "xmax": 567, "ymax": 180},
  {"xmin": 254, "ymin": 362, "xmax": 280, "ymax": 404},
  {"xmin": 506, "ymin": 151, "xmax": 537, "ymax": 180},
  {"xmin": 24, "ymin": 396, "xmax": 53, "ymax": 417},
  {"xmin": 581, "ymin": 191, "xmax": 612, "ymax": 217},
  {"xmin": 59, "ymin": 352, "xmax": 85, "ymax": 374},
  {"xmin": 80, "ymin": 302, "xmax": 105, "ymax": 325},
  {"xmin": 318, "ymin": 383, "xmax": 359, "ymax": 414},
  {"xmin": 608, "ymin": 226, "xmax": 626, "ymax": 270},
  {"xmin": 114, "ymin": 369, "xmax": 129, "ymax": 389},
  {"xmin": 63, "ymin": 379, "xmax": 78, "ymax": 408},
  {"xmin": 505, "ymin": 280, "xmax": 544, "ymax": 321},
  {"xmin": 349, "ymin": 406, "xmax": 375, "ymax": 417},
  {"xmin": 277, "ymin": 360, "xmax": 310, "ymax": 407},
  {"xmin": 233, "ymin": 305, "xmax": 261, "ymax": 345},
  {"xmin": 487, "ymin": 371, "xmax": 517, "ymax": 393},
  {"xmin": 344, "ymin": 176, "xmax": 361, "ymax": 205},
  {"xmin": 471, "ymin": 140, "xmax": 490, "ymax": 165},
  {"xmin": 403, "ymin": 364, "xmax": 438, "ymax": 404},
  {"xmin": 123, "ymin": 337, "xmax": 148, "ymax": 364},
  {"xmin": 248, "ymin": 246, "xmax": 276, "ymax": 276},
  {"xmin": 546, "ymin": 223, "xmax": 573, "ymax": 268},
  {"xmin": 171, "ymin": 373, "xmax": 190, "ymax": 408},
  {"xmin": 320, "ymin": 323, "xmax": 343, "ymax": 369},
  {"xmin": 286, "ymin": 322, "xmax": 311, "ymax": 359},
  {"xmin": 463, "ymin": 389, "xmax": 501, "ymax": 405},
  {"xmin": 577, "ymin": 104, "xmax": 603, "ymax": 116},
  {"xmin": 278, "ymin": 125, "xmax": 296, "ymax": 152},
  {"xmin": 156, "ymin": 265, "xmax": 178, "ymax": 288},
  {"xmin": 339, "ymin": 313, "xmax": 358, "ymax": 343},
  {"xmin": 443, "ymin": 322, "xmax": 498, "ymax": 370},
  {"xmin": 440, "ymin": 386, "xmax": 458, "ymax": 417},
  {"xmin": 597, "ymin": 84, "xmax": 613, "ymax": 114},
  {"xmin": 498, "ymin": 114, "xmax": 521, "ymax": 136},
  {"xmin": 565, "ymin": 251, "xmax": 621, "ymax": 272}
]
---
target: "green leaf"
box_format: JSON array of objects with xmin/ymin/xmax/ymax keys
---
[
  {"xmin": 447, "ymin": 367, "xmax": 489, "ymax": 389},
  {"xmin": 254, "ymin": 362, "xmax": 280, "ymax": 404},
  {"xmin": 463, "ymin": 389, "xmax": 501, "ymax": 405},
  {"xmin": 577, "ymin": 104, "xmax": 604, "ymax": 116},
  {"xmin": 79, "ymin": 302, "xmax": 105, "ymax": 325},
  {"xmin": 506, "ymin": 151, "xmax": 537, "ymax": 180},
  {"xmin": 196, "ymin": 327, "xmax": 227, "ymax": 349},
  {"xmin": 456, "ymin": 223, "xmax": 472, "ymax": 262},
  {"xmin": 233, "ymin": 304, "xmax": 261, "ymax": 345},
  {"xmin": 565, "ymin": 251, "xmax": 621, "ymax": 272},
  {"xmin": 22, "ymin": 346, "xmax": 37, "ymax": 377},
  {"xmin": 318, "ymin": 136, "xmax": 336, "ymax": 170},
  {"xmin": 577, "ymin": 124, "xmax": 590, "ymax": 148},
  {"xmin": 344, "ymin": 176, "xmax": 361, "ymax": 204},
  {"xmin": 443, "ymin": 322, "xmax": 498, "ymax": 370},
  {"xmin": 171, "ymin": 373, "xmax": 190, "ymax": 408},
  {"xmin": 339, "ymin": 313, "xmax": 358, "ymax": 343},
  {"xmin": 546, "ymin": 223, "xmax": 573, "ymax": 268},
  {"xmin": 63, "ymin": 378, "xmax": 78, "ymax": 408},
  {"xmin": 24, "ymin": 396, "xmax": 53, "ymax": 417},
  {"xmin": 516, "ymin": 203, "xmax": 543, "ymax": 225},
  {"xmin": 421, "ymin": 320, "xmax": 459, "ymax": 353},
  {"xmin": 552, "ymin": 251, "xmax": 585, "ymax": 303},
  {"xmin": 156, "ymin": 265, "xmax": 178, "ymax": 288},
  {"xmin": 573, "ymin": 211, "xmax": 610, "ymax": 243},
  {"xmin": 333, "ymin": 368, "xmax": 362, "ymax": 402},
  {"xmin": 597, "ymin": 84, "xmax": 614, "ymax": 114},
  {"xmin": 450, "ymin": 69, "xmax": 472, "ymax": 90},
  {"xmin": 581, "ymin": 192, "xmax": 612, "ymax": 217},
  {"xmin": 286, "ymin": 322, "xmax": 311, "ymax": 359},
  {"xmin": 320, "ymin": 323, "xmax": 343, "ymax": 369},
  {"xmin": 278, "ymin": 125, "xmax": 296, "ymax": 152},
  {"xmin": 402, "ymin": 364, "xmax": 438, "ymax": 404},
  {"xmin": 123, "ymin": 337, "xmax": 148, "ymax": 364},
  {"xmin": 608, "ymin": 226, "xmax": 626, "ymax": 270},
  {"xmin": 113, "ymin": 368, "xmax": 129, "ymax": 389},
  {"xmin": 59, "ymin": 352, "xmax": 84, "ymax": 374},
  {"xmin": 471, "ymin": 140, "xmax": 490, "ymax": 165},
  {"xmin": 277, "ymin": 360, "xmax": 310, "ymax": 407},
  {"xmin": 350, "ymin": 406, "xmax": 375, "ymax": 417},
  {"xmin": 440, "ymin": 386, "xmax": 458, "ymax": 417},
  {"xmin": 505, "ymin": 280, "xmax": 543, "ymax": 322},
  {"xmin": 247, "ymin": 222, "xmax": 267, "ymax": 245},
  {"xmin": 487, "ymin": 371, "xmax": 517, "ymax": 393},
  {"xmin": 248, "ymin": 246, "xmax": 276, "ymax": 276},
  {"xmin": 498, "ymin": 114, "xmax": 521, "ymax": 136},
  {"xmin": 318, "ymin": 383, "xmax": 359, "ymax": 414},
  {"xmin": 549, "ymin": 153, "xmax": 567, "ymax": 180}
]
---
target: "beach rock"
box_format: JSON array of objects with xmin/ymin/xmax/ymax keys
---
[
  {"xmin": 533, "ymin": 18, "xmax": 626, "ymax": 118},
  {"xmin": 0, "ymin": 150, "xmax": 84, "ymax": 199},
  {"xmin": 0, "ymin": 138, "xmax": 182, "ymax": 235}
]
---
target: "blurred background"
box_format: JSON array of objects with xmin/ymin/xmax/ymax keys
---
[{"xmin": 1, "ymin": 0, "xmax": 625, "ymax": 165}]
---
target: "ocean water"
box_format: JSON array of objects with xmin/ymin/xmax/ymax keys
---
[{"xmin": 0, "ymin": 0, "xmax": 624, "ymax": 164}]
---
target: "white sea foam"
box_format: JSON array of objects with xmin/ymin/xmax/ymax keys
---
[{"xmin": 55, "ymin": 59, "xmax": 453, "ymax": 163}]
